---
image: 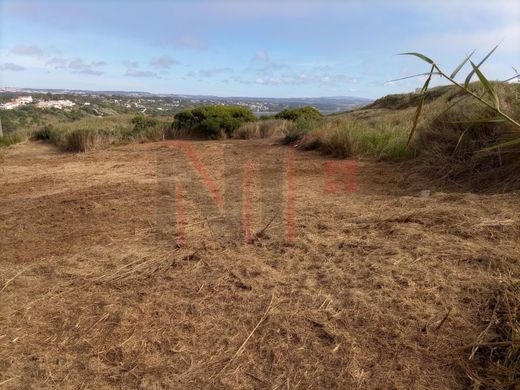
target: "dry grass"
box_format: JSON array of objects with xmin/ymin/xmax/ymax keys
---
[
  {"xmin": 285, "ymin": 83, "xmax": 520, "ymax": 190},
  {"xmin": 412, "ymin": 83, "xmax": 520, "ymax": 191},
  {"xmin": 463, "ymin": 277, "xmax": 520, "ymax": 388},
  {"xmin": 0, "ymin": 140, "xmax": 519, "ymax": 388},
  {"xmin": 0, "ymin": 130, "xmax": 30, "ymax": 148},
  {"xmin": 37, "ymin": 115, "xmax": 171, "ymax": 152},
  {"xmin": 284, "ymin": 113, "xmax": 413, "ymax": 160},
  {"xmin": 232, "ymin": 119, "xmax": 292, "ymax": 139}
]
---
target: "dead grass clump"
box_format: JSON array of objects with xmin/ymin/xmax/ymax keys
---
[
  {"xmin": 233, "ymin": 119, "xmax": 291, "ymax": 139},
  {"xmin": 65, "ymin": 128, "xmax": 100, "ymax": 152},
  {"xmin": 414, "ymin": 83, "xmax": 520, "ymax": 191},
  {"xmin": 0, "ymin": 130, "xmax": 29, "ymax": 148},
  {"xmin": 463, "ymin": 278, "xmax": 520, "ymax": 389}
]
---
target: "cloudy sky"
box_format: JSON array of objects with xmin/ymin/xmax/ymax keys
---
[{"xmin": 0, "ymin": 0, "xmax": 518, "ymax": 98}]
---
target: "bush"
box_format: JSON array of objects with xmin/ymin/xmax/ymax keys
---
[
  {"xmin": 131, "ymin": 114, "xmax": 165, "ymax": 141},
  {"xmin": 173, "ymin": 106, "xmax": 257, "ymax": 139},
  {"xmin": 275, "ymin": 106, "xmax": 323, "ymax": 121},
  {"xmin": 131, "ymin": 114, "xmax": 159, "ymax": 132},
  {"xmin": 282, "ymin": 117, "xmax": 321, "ymax": 145}
]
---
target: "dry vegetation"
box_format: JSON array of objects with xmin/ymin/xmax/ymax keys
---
[
  {"xmin": 232, "ymin": 119, "xmax": 292, "ymax": 139},
  {"xmin": 0, "ymin": 137, "xmax": 519, "ymax": 388},
  {"xmin": 1, "ymin": 77, "xmax": 519, "ymax": 388},
  {"xmin": 35, "ymin": 115, "xmax": 172, "ymax": 152},
  {"xmin": 285, "ymin": 83, "xmax": 520, "ymax": 191}
]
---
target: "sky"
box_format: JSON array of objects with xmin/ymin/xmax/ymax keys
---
[{"xmin": 0, "ymin": 0, "xmax": 519, "ymax": 99}]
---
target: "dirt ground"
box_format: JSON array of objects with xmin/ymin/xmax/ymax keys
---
[{"xmin": 1, "ymin": 139, "xmax": 519, "ymax": 389}]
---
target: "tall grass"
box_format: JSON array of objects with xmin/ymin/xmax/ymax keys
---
[
  {"xmin": 0, "ymin": 130, "xmax": 29, "ymax": 147},
  {"xmin": 232, "ymin": 119, "xmax": 292, "ymax": 139},
  {"xmin": 35, "ymin": 115, "xmax": 171, "ymax": 152},
  {"xmin": 284, "ymin": 115, "xmax": 413, "ymax": 161}
]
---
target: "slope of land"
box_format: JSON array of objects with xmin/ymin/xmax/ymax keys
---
[{"xmin": 1, "ymin": 139, "xmax": 519, "ymax": 388}]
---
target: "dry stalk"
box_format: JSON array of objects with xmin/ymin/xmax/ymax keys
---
[
  {"xmin": 433, "ymin": 308, "xmax": 452, "ymax": 332},
  {"xmin": 0, "ymin": 267, "xmax": 30, "ymax": 293},
  {"xmin": 212, "ymin": 292, "xmax": 275, "ymax": 380},
  {"xmin": 469, "ymin": 297, "xmax": 500, "ymax": 360},
  {"xmin": 0, "ymin": 376, "xmax": 19, "ymax": 387}
]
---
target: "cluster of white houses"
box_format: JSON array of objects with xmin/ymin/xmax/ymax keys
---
[{"xmin": 0, "ymin": 96, "xmax": 75, "ymax": 110}]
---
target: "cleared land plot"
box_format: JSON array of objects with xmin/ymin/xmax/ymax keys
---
[{"xmin": 1, "ymin": 140, "xmax": 519, "ymax": 388}]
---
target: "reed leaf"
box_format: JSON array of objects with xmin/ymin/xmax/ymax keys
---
[
  {"xmin": 470, "ymin": 61, "xmax": 500, "ymax": 110},
  {"xmin": 481, "ymin": 138, "xmax": 520, "ymax": 151},
  {"xmin": 399, "ymin": 52, "xmax": 434, "ymax": 65},
  {"xmin": 450, "ymin": 49, "xmax": 475, "ymax": 79},
  {"xmin": 406, "ymin": 65, "xmax": 434, "ymax": 146},
  {"xmin": 388, "ymin": 72, "xmax": 440, "ymax": 83},
  {"xmin": 445, "ymin": 118, "xmax": 505, "ymax": 124},
  {"xmin": 454, "ymin": 129, "xmax": 468, "ymax": 153},
  {"xmin": 464, "ymin": 43, "xmax": 500, "ymax": 87}
]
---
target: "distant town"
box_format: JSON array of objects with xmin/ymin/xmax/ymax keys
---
[
  {"xmin": 1, "ymin": 96, "xmax": 76, "ymax": 110},
  {"xmin": 0, "ymin": 87, "xmax": 372, "ymax": 116}
]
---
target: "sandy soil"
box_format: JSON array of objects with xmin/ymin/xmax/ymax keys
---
[{"xmin": 1, "ymin": 140, "xmax": 519, "ymax": 389}]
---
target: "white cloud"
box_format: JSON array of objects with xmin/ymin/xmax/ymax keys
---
[
  {"xmin": 11, "ymin": 44, "xmax": 44, "ymax": 57},
  {"xmin": 150, "ymin": 55, "xmax": 179, "ymax": 69},
  {"xmin": 125, "ymin": 69, "xmax": 159, "ymax": 78},
  {"xmin": 254, "ymin": 51, "xmax": 269, "ymax": 62},
  {"xmin": 1, "ymin": 62, "xmax": 25, "ymax": 71}
]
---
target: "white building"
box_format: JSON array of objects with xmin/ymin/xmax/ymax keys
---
[
  {"xmin": 36, "ymin": 100, "xmax": 75, "ymax": 109},
  {"xmin": 0, "ymin": 96, "xmax": 33, "ymax": 110}
]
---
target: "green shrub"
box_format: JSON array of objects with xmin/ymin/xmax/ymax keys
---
[
  {"xmin": 130, "ymin": 114, "xmax": 165, "ymax": 141},
  {"xmin": 275, "ymin": 106, "xmax": 322, "ymax": 121},
  {"xmin": 173, "ymin": 106, "xmax": 256, "ymax": 139},
  {"xmin": 199, "ymin": 118, "xmax": 221, "ymax": 138},
  {"xmin": 131, "ymin": 114, "xmax": 159, "ymax": 132},
  {"xmin": 282, "ymin": 117, "xmax": 321, "ymax": 145}
]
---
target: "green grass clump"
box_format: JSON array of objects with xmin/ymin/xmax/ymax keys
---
[
  {"xmin": 329, "ymin": 122, "xmax": 412, "ymax": 160},
  {"xmin": 284, "ymin": 108, "xmax": 413, "ymax": 161}
]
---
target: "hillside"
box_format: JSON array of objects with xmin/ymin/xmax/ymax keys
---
[{"xmin": 287, "ymin": 82, "xmax": 520, "ymax": 191}]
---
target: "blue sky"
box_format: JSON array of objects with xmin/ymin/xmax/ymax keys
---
[{"xmin": 0, "ymin": 0, "xmax": 518, "ymax": 98}]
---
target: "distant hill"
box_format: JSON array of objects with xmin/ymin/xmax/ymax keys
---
[{"xmin": 0, "ymin": 87, "xmax": 372, "ymax": 113}]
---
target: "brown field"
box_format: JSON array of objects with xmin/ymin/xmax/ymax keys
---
[{"xmin": 1, "ymin": 139, "xmax": 519, "ymax": 389}]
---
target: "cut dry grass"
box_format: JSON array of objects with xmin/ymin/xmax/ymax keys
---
[
  {"xmin": 1, "ymin": 140, "xmax": 520, "ymax": 388},
  {"xmin": 463, "ymin": 278, "xmax": 520, "ymax": 388},
  {"xmin": 0, "ymin": 140, "xmax": 519, "ymax": 388}
]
